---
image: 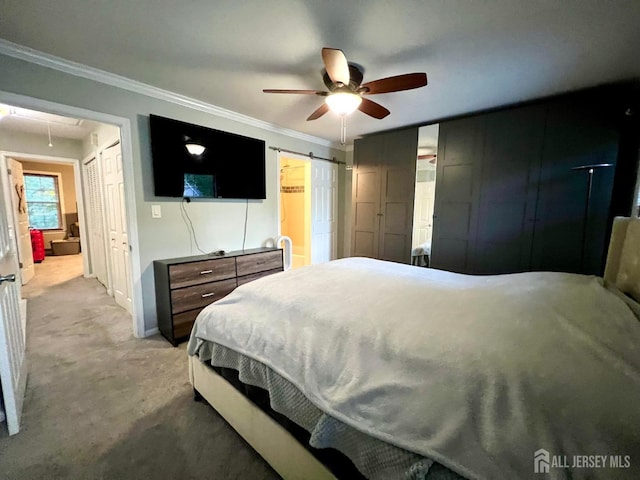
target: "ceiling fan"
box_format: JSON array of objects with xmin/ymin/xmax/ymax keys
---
[{"xmin": 263, "ymin": 48, "xmax": 428, "ymax": 121}]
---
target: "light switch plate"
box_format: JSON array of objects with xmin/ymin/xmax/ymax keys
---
[{"xmin": 151, "ymin": 204, "xmax": 162, "ymax": 218}]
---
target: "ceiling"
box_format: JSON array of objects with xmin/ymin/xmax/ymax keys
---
[
  {"xmin": 0, "ymin": 104, "xmax": 102, "ymax": 140},
  {"xmin": 1, "ymin": 1, "xmax": 640, "ymax": 146}
]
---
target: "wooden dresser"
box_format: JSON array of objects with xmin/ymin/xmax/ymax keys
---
[{"xmin": 153, "ymin": 247, "xmax": 284, "ymax": 346}]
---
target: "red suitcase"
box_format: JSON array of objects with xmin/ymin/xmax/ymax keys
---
[{"xmin": 30, "ymin": 228, "xmax": 45, "ymax": 263}]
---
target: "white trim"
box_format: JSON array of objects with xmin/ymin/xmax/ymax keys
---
[
  {"xmin": 0, "ymin": 92, "xmax": 145, "ymax": 338},
  {"xmin": 0, "ymin": 39, "xmax": 344, "ymax": 151},
  {"xmin": 144, "ymin": 327, "xmax": 159, "ymax": 338}
]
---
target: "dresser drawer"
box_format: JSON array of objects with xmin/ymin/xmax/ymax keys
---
[
  {"xmin": 172, "ymin": 308, "xmax": 203, "ymax": 339},
  {"xmin": 169, "ymin": 257, "xmax": 236, "ymax": 289},
  {"xmin": 237, "ymin": 268, "xmax": 282, "ymax": 287},
  {"xmin": 171, "ymin": 277, "xmax": 237, "ymax": 314},
  {"xmin": 236, "ymin": 251, "xmax": 283, "ymax": 277}
]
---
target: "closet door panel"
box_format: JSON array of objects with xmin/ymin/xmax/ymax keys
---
[
  {"xmin": 434, "ymin": 202, "xmax": 472, "ymax": 272},
  {"xmin": 475, "ymin": 106, "xmax": 545, "ymax": 274},
  {"xmin": 431, "ymin": 116, "xmax": 484, "ymax": 272},
  {"xmin": 378, "ymin": 128, "xmax": 418, "ymax": 264},
  {"xmin": 531, "ymin": 97, "xmax": 619, "ymax": 275},
  {"xmin": 351, "ymin": 136, "xmax": 383, "ymax": 258}
]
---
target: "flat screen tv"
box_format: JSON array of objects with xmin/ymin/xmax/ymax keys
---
[{"xmin": 149, "ymin": 114, "xmax": 266, "ymax": 199}]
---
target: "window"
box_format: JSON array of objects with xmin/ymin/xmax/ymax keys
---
[{"xmin": 24, "ymin": 173, "xmax": 62, "ymax": 230}]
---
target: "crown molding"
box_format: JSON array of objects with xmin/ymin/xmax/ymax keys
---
[{"xmin": 0, "ymin": 39, "xmax": 345, "ymax": 150}]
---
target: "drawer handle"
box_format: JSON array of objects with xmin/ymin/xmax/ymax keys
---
[
  {"xmin": 200, "ymin": 270, "xmax": 213, "ymax": 275},
  {"xmin": 201, "ymin": 292, "xmax": 215, "ymax": 298}
]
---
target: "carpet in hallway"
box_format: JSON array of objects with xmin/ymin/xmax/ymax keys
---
[{"xmin": 0, "ymin": 254, "xmax": 279, "ymax": 480}]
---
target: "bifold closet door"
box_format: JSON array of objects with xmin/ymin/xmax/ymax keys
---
[
  {"xmin": 474, "ymin": 105, "xmax": 545, "ymax": 274},
  {"xmin": 351, "ymin": 128, "xmax": 418, "ymax": 263},
  {"xmin": 431, "ymin": 116, "xmax": 484, "ymax": 273},
  {"xmin": 83, "ymin": 157, "xmax": 109, "ymax": 286},
  {"xmin": 351, "ymin": 135, "xmax": 383, "ymax": 258},
  {"xmin": 377, "ymin": 128, "xmax": 418, "ymax": 264},
  {"xmin": 530, "ymin": 97, "xmax": 619, "ymax": 275}
]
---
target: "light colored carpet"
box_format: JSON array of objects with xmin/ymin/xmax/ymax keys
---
[{"xmin": 0, "ymin": 254, "xmax": 279, "ymax": 480}]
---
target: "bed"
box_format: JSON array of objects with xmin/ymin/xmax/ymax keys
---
[{"xmin": 187, "ymin": 216, "xmax": 640, "ymax": 480}]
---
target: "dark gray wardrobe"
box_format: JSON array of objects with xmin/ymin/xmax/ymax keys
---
[
  {"xmin": 431, "ymin": 83, "xmax": 639, "ymax": 275},
  {"xmin": 351, "ymin": 128, "xmax": 418, "ymax": 263}
]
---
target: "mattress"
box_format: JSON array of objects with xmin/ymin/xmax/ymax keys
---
[{"xmin": 190, "ymin": 339, "xmax": 465, "ymax": 480}]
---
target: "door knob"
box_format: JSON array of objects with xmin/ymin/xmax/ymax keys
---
[{"xmin": 0, "ymin": 274, "xmax": 16, "ymax": 285}]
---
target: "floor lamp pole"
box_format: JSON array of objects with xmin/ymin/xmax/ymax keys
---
[{"xmin": 572, "ymin": 163, "xmax": 614, "ymax": 272}]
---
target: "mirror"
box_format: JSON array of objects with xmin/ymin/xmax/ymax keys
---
[{"xmin": 411, "ymin": 124, "xmax": 439, "ymax": 266}]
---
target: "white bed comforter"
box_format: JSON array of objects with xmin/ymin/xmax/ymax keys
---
[{"xmin": 188, "ymin": 257, "xmax": 640, "ymax": 480}]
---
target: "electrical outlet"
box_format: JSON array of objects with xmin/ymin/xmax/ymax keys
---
[{"xmin": 151, "ymin": 204, "xmax": 162, "ymax": 218}]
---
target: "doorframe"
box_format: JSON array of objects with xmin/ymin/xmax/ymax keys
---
[{"xmin": 0, "ymin": 90, "xmax": 145, "ymax": 338}]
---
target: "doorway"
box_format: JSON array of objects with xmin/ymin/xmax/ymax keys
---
[
  {"xmin": 0, "ymin": 95, "xmax": 141, "ymax": 334},
  {"xmin": 277, "ymin": 152, "xmax": 338, "ymax": 268},
  {"xmin": 279, "ymin": 156, "xmax": 311, "ymax": 269}
]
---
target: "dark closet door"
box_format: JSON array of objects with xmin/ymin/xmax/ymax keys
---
[
  {"xmin": 351, "ymin": 128, "xmax": 418, "ymax": 263},
  {"xmin": 378, "ymin": 128, "xmax": 418, "ymax": 263},
  {"xmin": 431, "ymin": 116, "xmax": 484, "ymax": 273},
  {"xmin": 531, "ymin": 96, "xmax": 619, "ymax": 275},
  {"xmin": 474, "ymin": 105, "xmax": 546, "ymax": 274},
  {"xmin": 352, "ymin": 135, "xmax": 383, "ymax": 258}
]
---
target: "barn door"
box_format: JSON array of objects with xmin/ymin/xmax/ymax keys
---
[{"xmin": 0, "ymin": 164, "xmax": 27, "ymax": 435}]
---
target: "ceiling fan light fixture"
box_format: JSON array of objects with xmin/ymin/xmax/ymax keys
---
[
  {"xmin": 185, "ymin": 143, "xmax": 206, "ymax": 156},
  {"xmin": 326, "ymin": 92, "xmax": 362, "ymax": 115}
]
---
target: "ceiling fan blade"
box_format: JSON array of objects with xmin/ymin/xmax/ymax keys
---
[
  {"xmin": 358, "ymin": 98, "xmax": 390, "ymax": 119},
  {"xmin": 307, "ymin": 103, "xmax": 330, "ymax": 121},
  {"xmin": 263, "ymin": 89, "xmax": 326, "ymax": 95},
  {"xmin": 322, "ymin": 48, "xmax": 350, "ymax": 86},
  {"xmin": 360, "ymin": 73, "xmax": 428, "ymax": 95}
]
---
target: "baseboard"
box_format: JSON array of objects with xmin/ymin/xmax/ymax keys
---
[{"xmin": 143, "ymin": 327, "xmax": 159, "ymax": 338}]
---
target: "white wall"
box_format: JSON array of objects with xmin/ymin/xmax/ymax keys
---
[
  {"xmin": 81, "ymin": 122, "xmax": 120, "ymax": 158},
  {"xmin": 0, "ymin": 52, "xmax": 346, "ymax": 333}
]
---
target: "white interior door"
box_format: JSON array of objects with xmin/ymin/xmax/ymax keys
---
[
  {"xmin": 412, "ymin": 179, "xmax": 436, "ymax": 248},
  {"xmin": 102, "ymin": 143, "xmax": 132, "ymax": 313},
  {"xmin": 83, "ymin": 157, "xmax": 108, "ymax": 287},
  {"xmin": 7, "ymin": 159, "xmax": 34, "ymax": 285},
  {"xmin": 0, "ymin": 166, "xmax": 27, "ymax": 435},
  {"xmin": 310, "ymin": 160, "xmax": 337, "ymax": 264}
]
